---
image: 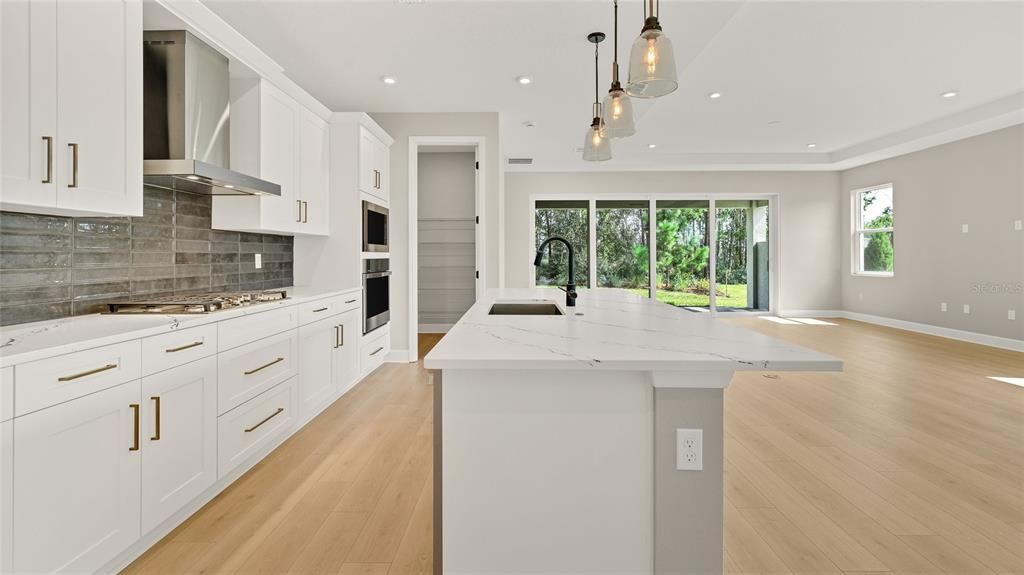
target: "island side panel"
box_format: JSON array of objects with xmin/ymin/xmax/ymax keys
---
[
  {"xmin": 433, "ymin": 370, "xmax": 442, "ymax": 575},
  {"xmin": 441, "ymin": 369, "xmax": 654, "ymax": 574},
  {"xmin": 654, "ymin": 385, "xmax": 726, "ymax": 575}
]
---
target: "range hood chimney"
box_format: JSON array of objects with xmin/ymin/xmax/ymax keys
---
[{"xmin": 142, "ymin": 30, "xmax": 280, "ymax": 197}]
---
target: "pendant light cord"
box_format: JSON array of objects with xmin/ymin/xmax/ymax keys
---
[
  {"xmin": 594, "ymin": 41, "xmax": 599, "ymax": 106},
  {"xmin": 614, "ymin": 0, "xmax": 618, "ymax": 68}
]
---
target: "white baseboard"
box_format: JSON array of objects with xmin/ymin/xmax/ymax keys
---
[
  {"xmin": 419, "ymin": 324, "xmax": 453, "ymax": 333},
  {"xmin": 777, "ymin": 309, "xmax": 845, "ymax": 318},
  {"xmin": 841, "ymin": 311, "xmax": 1023, "ymax": 353},
  {"xmin": 386, "ymin": 349, "xmax": 411, "ymax": 363}
]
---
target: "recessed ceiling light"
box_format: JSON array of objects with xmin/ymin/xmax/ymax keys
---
[
  {"xmin": 806, "ymin": 143, "xmax": 817, "ymax": 149},
  {"xmin": 941, "ymin": 90, "xmax": 958, "ymax": 98},
  {"xmin": 516, "ymin": 76, "xmax": 532, "ymax": 85},
  {"xmin": 708, "ymin": 92, "xmax": 722, "ymax": 99},
  {"xmin": 381, "ymin": 76, "xmax": 397, "ymax": 85},
  {"xmin": 648, "ymin": 144, "xmax": 657, "ymax": 149}
]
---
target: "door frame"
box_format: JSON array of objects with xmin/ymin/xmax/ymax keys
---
[
  {"xmin": 408, "ymin": 136, "xmax": 487, "ymax": 361},
  {"xmin": 527, "ymin": 192, "xmax": 779, "ymax": 317}
]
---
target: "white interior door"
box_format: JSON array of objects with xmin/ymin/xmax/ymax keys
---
[
  {"xmin": 141, "ymin": 357, "xmax": 217, "ymax": 534},
  {"xmin": 54, "ymin": 0, "xmax": 134, "ymax": 214},
  {"xmin": 13, "ymin": 381, "xmax": 141, "ymax": 574},
  {"xmin": 0, "ymin": 0, "xmax": 57, "ymax": 209}
]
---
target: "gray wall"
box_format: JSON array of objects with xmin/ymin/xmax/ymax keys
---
[
  {"xmin": 369, "ymin": 112, "xmax": 501, "ymax": 355},
  {"xmin": 504, "ymin": 171, "xmax": 843, "ymax": 313},
  {"xmin": 0, "ymin": 188, "xmax": 293, "ymax": 326},
  {"xmin": 840, "ymin": 124, "xmax": 1024, "ymax": 340}
]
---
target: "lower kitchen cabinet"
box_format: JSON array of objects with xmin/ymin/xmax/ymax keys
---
[
  {"xmin": 218, "ymin": 376, "xmax": 295, "ymax": 478},
  {"xmin": 141, "ymin": 356, "xmax": 217, "ymax": 534},
  {"xmin": 13, "ymin": 381, "xmax": 141, "ymax": 574},
  {"xmin": 299, "ymin": 308, "xmax": 361, "ymax": 417},
  {"xmin": 0, "ymin": 419, "xmax": 11, "ymax": 575}
]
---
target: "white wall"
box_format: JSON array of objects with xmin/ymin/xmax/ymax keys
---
[
  {"xmin": 418, "ymin": 152, "xmax": 477, "ymax": 327},
  {"xmin": 504, "ymin": 171, "xmax": 843, "ymax": 313},
  {"xmin": 840, "ymin": 124, "xmax": 1024, "ymax": 341},
  {"xmin": 369, "ymin": 113, "xmax": 501, "ymax": 358}
]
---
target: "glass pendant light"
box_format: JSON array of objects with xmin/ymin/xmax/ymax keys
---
[
  {"xmin": 602, "ymin": 0, "xmax": 635, "ymax": 138},
  {"xmin": 583, "ymin": 32, "xmax": 612, "ymax": 162},
  {"xmin": 626, "ymin": 0, "xmax": 678, "ymax": 99}
]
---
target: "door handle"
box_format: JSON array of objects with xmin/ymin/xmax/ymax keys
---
[
  {"xmin": 150, "ymin": 396, "xmax": 161, "ymax": 441},
  {"xmin": 334, "ymin": 325, "xmax": 340, "ymax": 349},
  {"xmin": 303, "ymin": 201, "xmax": 308, "ymax": 223},
  {"xmin": 296, "ymin": 199, "xmax": 302, "ymax": 222},
  {"xmin": 42, "ymin": 136, "xmax": 53, "ymax": 183},
  {"xmin": 338, "ymin": 324, "xmax": 344, "ymax": 347},
  {"xmin": 67, "ymin": 143, "xmax": 79, "ymax": 188},
  {"xmin": 129, "ymin": 403, "xmax": 140, "ymax": 451}
]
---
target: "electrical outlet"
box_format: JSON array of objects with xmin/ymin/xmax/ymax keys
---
[
  {"xmin": 254, "ymin": 253, "xmax": 262, "ymax": 269},
  {"xmin": 676, "ymin": 428, "xmax": 703, "ymax": 471},
  {"xmin": 962, "ymin": 224, "xmax": 969, "ymax": 233},
  {"xmin": 1015, "ymin": 220, "xmax": 1022, "ymax": 231},
  {"xmin": 963, "ymin": 304, "xmax": 970, "ymax": 314},
  {"xmin": 940, "ymin": 302, "xmax": 947, "ymax": 312},
  {"xmin": 1010, "ymin": 310, "xmax": 1017, "ymax": 321}
]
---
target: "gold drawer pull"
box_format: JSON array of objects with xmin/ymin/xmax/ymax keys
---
[
  {"xmin": 58, "ymin": 363, "xmax": 117, "ymax": 382},
  {"xmin": 370, "ymin": 346, "xmax": 384, "ymax": 356},
  {"xmin": 166, "ymin": 341, "xmax": 203, "ymax": 353},
  {"xmin": 244, "ymin": 357, "xmax": 284, "ymax": 375},
  {"xmin": 68, "ymin": 143, "xmax": 79, "ymax": 188},
  {"xmin": 150, "ymin": 396, "xmax": 161, "ymax": 441},
  {"xmin": 244, "ymin": 407, "xmax": 284, "ymax": 433},
  {"xmin": 129, "ymin": 403, "xmax": 140, "ymax": 451},
  {"xmin": 42, "ymin": 136, "xmax": 53, "ymax": 183},
  {"xmin": 344, "ymin": 299, "xmax": 357, "ymax": 304},
  {"xmin": 312, "ymin": 307, "xmax": 329, "ymax": 313}
]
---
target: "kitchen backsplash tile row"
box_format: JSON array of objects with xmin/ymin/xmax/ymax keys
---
[{"xmin": 0, "ymin": 188, "xmax": 294, "ymax": 326}]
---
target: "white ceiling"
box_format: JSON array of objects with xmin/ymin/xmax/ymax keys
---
[{"xmin": 202, "ymin": 0, "xmax": 1024, "ymax": 171}]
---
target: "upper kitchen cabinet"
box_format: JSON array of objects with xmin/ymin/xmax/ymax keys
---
[
  {"xmin": 212, "ymin": 79, "xmax": 329, "ymax": 236},
  {"xmin": 0, "ymin": 0, "xmax": 143, "ymax": 217},
  {"xmin": 359, "ymin": 126, "xmax": 391, "ymax": 204}
]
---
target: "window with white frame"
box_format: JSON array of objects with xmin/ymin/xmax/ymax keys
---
[{"xmin": 852, "ymin": 184, "xmax": 894, "ymax": 276}]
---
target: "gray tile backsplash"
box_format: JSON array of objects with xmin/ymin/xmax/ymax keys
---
[{"xmin": 0, "ymin": 188, "xmax": 293, "ymax": 326}]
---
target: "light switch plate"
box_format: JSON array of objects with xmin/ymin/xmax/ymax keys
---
[
  {"xmin": 963, "ymin": 304, "xmax": 970, "ymax": 314},
  {"xmin": 1010, "ymin": 310, "xmax": 1017, "ymax": 321},
  {"xmin": 676, "ymin": 428, "xmax": 703, "ymax": 471},
  {"xmin": 255, "ymin": 253, "xmax": 263, "ymax": 269},
  {"xmin": 940, "ymin": 302, "xmax": 947, "ymax": 312},
  {"xmin": 962, "ymin": 224, "xmax": 969, "ymax": 233},
  {"xmin": 1015, "ymin": 220, "xmax": 1022, "ymax": 231}
]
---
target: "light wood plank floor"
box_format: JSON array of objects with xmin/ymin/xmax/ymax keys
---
[{"xmin": 125, "ymin": 321, "xmax": 1023, "ymax": 574}]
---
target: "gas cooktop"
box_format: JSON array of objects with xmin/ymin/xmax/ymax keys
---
[{"xmin": 104, "ymin": 290, "xmax": 288, "ymax": 314}]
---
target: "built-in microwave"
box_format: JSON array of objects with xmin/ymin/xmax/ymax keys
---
[{"xmin": 362, "ymin": 200, "xmax": 389, "ymax": 253}]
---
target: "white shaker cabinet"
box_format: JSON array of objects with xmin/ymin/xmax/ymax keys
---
[
  {"xmin": 140, "ymin": 356, "xmax": 218, "ymax": 534},
  {"xmin": 335, "ymin": 308, "xmax": 362, "ymax": 396},
  {"xmin": 298, "ymin": 109, "xmax": 330, "ymax": 235},
  {"xmin": 358, "ymin": 126, "xmax": 390, "ymax": 204},
  {"xmin": 299, "ymin": 307, "xmax": 361, "ymax": 417},
  {"xmin": 0, "ymin": 0, "xmax": 142, "ymax": 217},
  {"xmin": 12, "ymin": 381, "xmax": 142, "ymax": 574},
  {"xmin": 0, "ymin": 418, "xmax": 11, "ymax": 575}
]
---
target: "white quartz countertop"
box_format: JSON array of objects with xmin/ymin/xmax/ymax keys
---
[
  {"xmin": 0, "ymin": 285, "xmax": 360, "ymax": 368},
  {"xmin": 424, "ymin": 288, "xmax": 842, "ymax": 372}
]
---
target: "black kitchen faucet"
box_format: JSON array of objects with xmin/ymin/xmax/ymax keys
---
[{"xmin": 533, "ymin": 236, "xmax": 578, "ymax": 307}]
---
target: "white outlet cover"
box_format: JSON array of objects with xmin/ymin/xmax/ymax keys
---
[
  {"xmin": 962, "ymin": 224, "xmax": 969, "ymax": 233},
  {"xmin": 1015, "ymin": 220, "xmax": 1022, "ymax": 231},
  {"xmin": 254, "ymin": 253, "xmax": 262, "ymax": 269},
  {"xmin": 676, "ymin": 428, "xmax": 703, "ymax": 471},
  {"xmin": 1010, "ymin": 310, "xmax": 1017, "ymax": 321},
  {"xmin": 940, "ymin": 302, "xmax": 947, "ymax": 312},
  {"xmin": 963, "ymin": 304, "xmax": 970, "ymax": 314}
]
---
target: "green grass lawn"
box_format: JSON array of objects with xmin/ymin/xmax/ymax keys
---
[{"xmin": 627, "ymin": 284, "xmax": 749, "ymax": 309}]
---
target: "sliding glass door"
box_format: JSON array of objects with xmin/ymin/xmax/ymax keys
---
[{"xmin": 532, "ymin": 197, "xmax": 773, "ymax": 314}]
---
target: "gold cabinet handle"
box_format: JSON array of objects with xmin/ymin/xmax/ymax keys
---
[
  {"xmin": 244, "ymin": 407, "xmax": 284, "ymax": 433},
  {"xmin": 344, "ymin": 299, "xmax": 357, "ymax": 304},
  {"xmin": 296, "ymin": 199, "xmax": 302, "ymax": 222},
  {"xmin": 338, "ymin": 324, "xmax": 344, "ymax": 347},
  {"xmin": 68, "ymin": 143, "xmax": 78, "ymax": 188},
  {"xmin": 244, "ymin": 356, "xmax": 284, "ymax": 375},
  {"xmin": 58, "ymin": 363, "xmax": 117, "ymax": 382},
  {"xmin": 313, "ymin": 306, "xmax": 328, "ymax": 313},
  {"xmin": 42, "ymin": 136, "xmax": 53, "ymax": 183},
  {"xmin": 302, "ymin": 201, "xmax": 308, "ymax": 223},
  {"xmin": 150, "ymin": 396, "xmax": 161, "ymax": 441},
  {"xmin": 166, "ymin": 341, "xmax": 203, "ymax": 353},
  {"xmin": 370, "ymin": 346, "xmax": 384, "ymax": 356},
  {"xmin": 129, "ymin": 403, "xmax": 140, "ymax": 451}
]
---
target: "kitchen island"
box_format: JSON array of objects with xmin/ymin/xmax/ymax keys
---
[{"xmin": 424, "ymin": 288, "xmax": 841, "ymax": 575}]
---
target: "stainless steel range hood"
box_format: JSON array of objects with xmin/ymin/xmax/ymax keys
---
[{"xmin": 143, "ymin": 30, "xmax": 280, "ymax": 197}]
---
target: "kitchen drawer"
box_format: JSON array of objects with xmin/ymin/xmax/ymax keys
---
[
  {"xmin": 141, "ymin": 324, "xmax": 218, "ymax": 376},
  {"xmin": 360, "ymin": 326, "xmax": 390, "ymax": 377},
  {"xmin": 0, "ymin": 367, "xmax": 11, "ymax": 422},
  {"xmin": 298, "ymin": 293, "xmax": 360, "ymax": 326},
  {"xmin": 218, "ymin": 305, "xmax": 299, "ymax": 352},
  {"xmin": 14, "ymin": 340, "xmax": 141, "ymax": 416},
  {"xmin": 218, "ymin": 376, "xmax": 295, "ymax": 478},
  {"xmin": 218, "ymin": 329, "xmax": 297, "ymax": 415}
]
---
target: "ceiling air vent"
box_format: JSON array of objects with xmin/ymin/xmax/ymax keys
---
[{"xmin": 508, "ymin": 158, "xmax": 533, "ymax": 166}]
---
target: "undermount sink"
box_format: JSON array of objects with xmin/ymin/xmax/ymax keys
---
[{"xmin": 488, "ymin": 302, "xmax": 565, "ymax": 316}]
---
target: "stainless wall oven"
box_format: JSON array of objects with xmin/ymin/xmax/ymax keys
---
[
  {"xmin": 362, "ymin": 201, "xmax": 389, "ymax": 253},
  {"xmin": 363, "ymin": 258, "xmax": 391, "ymax": 334}
]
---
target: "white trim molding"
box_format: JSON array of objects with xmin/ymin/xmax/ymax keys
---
[{"xmin": 386, "ymin": 349, "xmax": 411, "ymax": 364}]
